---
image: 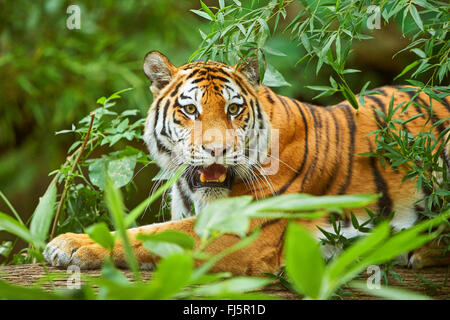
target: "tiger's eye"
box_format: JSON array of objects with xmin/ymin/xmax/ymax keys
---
[
  {"xmin": 184, "ymin": 104, "xmax": 197, "ymax": 115},
  {"xmin": 227, "ymin": 104, "xmax": 240, "ymax": 115}
]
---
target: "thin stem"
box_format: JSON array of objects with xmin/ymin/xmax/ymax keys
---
[
  {"xmin": 50, "ymin": 113, "xmax": 95, "ymax": 239},
  {"xmin": 0, "ymin": 190, "xmax": 24, "ymax": 225}
]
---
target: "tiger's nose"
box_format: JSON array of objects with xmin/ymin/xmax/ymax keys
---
[{"xmin": 203, "ymin": 145, "xmax": 229, "ymax": 157}]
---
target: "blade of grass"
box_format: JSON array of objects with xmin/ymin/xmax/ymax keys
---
[
  {"xmin": 105, "ymin": 177, "xmax": 141, "ymax": 281},
  {"xmin": 0, "ymin": 190, "xmax": 23, "ymax": 225},
  {"xmin": 124, "ymin": 165, "xmax": 186, "ymax": 227}
]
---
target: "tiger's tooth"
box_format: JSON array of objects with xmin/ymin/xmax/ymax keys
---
[
  {"xmin": 218, "ymin": 173, "xmax": 227, "ymax": 183},
  {"xmin": 200, "ymin": 173, "xmax": 206, "ymax": 183}
]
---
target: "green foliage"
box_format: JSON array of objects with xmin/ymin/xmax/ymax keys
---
[
  {"xmin": 193, "ymin": 0, "xmax": 449, "ymax": 108},
  {"xmin": 0, "ymin": 173, "xmax": 445, "ymax": 299},
  {"xmin": 285, "ymin": 223, "xmax": 325, "ymax": 299},
  {"xmin": 1, "ymin": 0, "xmax": 449, "ymax": 301},
  {"xmin": 367, "ymin": 88, "xmax": 449, "ymax": 216},
  {"xmin": 85, "ymin": 222, "xmax": 115, "ymax": 252},
  {"xmin": 51, "ymin": 88, "xmax": 151, "ymax": 235},
  {"xmin": 0, "ymin": 1, "xmax": 210, "ymax": 208},
  {"xmin": 283, "ymin": 210, "xmax": 449, "ymax": 299},
  {"xmin": 29, "ymin": 182, "xmax": 57, "ymax": 245},
  {"xmin": 191, "ymin": 0, "xmax": 449, "ymax": 256}
]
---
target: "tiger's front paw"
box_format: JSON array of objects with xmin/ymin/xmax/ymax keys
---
[{"xmin": 44, "ymin": 233, "xmax": 107, "ymax": 269}]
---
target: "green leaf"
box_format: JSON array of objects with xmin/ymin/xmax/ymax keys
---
[
  {"xmin": 200, "ymin": 1, "xmax": 215, "ymax": 21},
  {"xmin": 136, "ymin": 230, "xmax": 195, "ymax": 250},
  {"xmin": 149, "ymin": 253, "xmax": 194, "ymax": 299},
  {"xmin": 409, "ymin": 5, "xmax": 423, "ymax": 30},
  {"xmin": 0, "ymin": 212, "xmax": 42, "ymax": 248},
  {"xmin": 258, "ymin": 18, "xmax": 270, "ymax": 35},
  {"xmin": 189, "ymin": 277, "xmax": 272, "ymax": 297},
  {"xmin": 246, "ymin": 193, "xmax": 313, "ymax": 212},
  {"xmin": 285, "ymin": 223, "xmax": 325, "ymax": 299},
  {"xmin": 194, "ymin": 196, "xmax": 254, "ymax": 239},
  {"xmin": 107, "ymin": 155, "xmax": 137, "ymax": 187},
  {"xmin": 0, "ymin": 279, "xmax": 63, "ymax": 300},
  {"xmin": 85, "ymin": 222, "xmax": 115, "ymax": 251},
  {"xmin": 262, "ymin": 46, "xmax": 286, "ymax": 57},
  {"xmin": 0, "ymin": 241, "xmax": 12, "ymax": 258},
  {"xmin": 29, "ymin": 181, "xmax": 57, "ymax": 245},
  {"xmin": 339, "ymin": 83, "xmax": 359, "ymax": 110},
  {"xmin": 89, "ymin": 154, "xmax": 138, "ymax": 190},
  {"xmin": 262, "ymin": 63, "xmax": 291, "ymax": 87},
  {"xmin": 252, "ymin": 194, "xmax": 379, "ymax": 212},
  {"xmin": 152, "ymin": 169, "xmax": 173, "ymax": 181},
  {"xmin": 325, "ymin": 223, "xmax": 390, "ymax": 291},
  {"xmin": 105, "ymin": 177, "xmax": 140, "ymax": 281},
  {"xmin": 249, "ymin": 211, "xmax": 327, "ymax": 220},
  {"xmin": 142, "ymin": 241, "xmax": 184, "ymax": 258},
  {"xmin": 411, "ymin": 48, "xmax": 426, "ymax": 58},
  {"xmin": 101, "ymin": 257, "xmax": 130, "ymax": 285},
  {"xmin": 190, "ymin": 9, "xmax": 214, "ymax": 21},
  {"xmin": 124, "ymin": 165, "xmax": 185, "ymax": 227},
  {"xmin": 395, "ymin": 60, "xmax": 420, "ymax": 80},
  {"xmin": 192, "ymin": 229, "xmax": 261, "ymax": 280}
]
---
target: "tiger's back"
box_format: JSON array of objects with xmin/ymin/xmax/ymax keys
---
[{"xmin": 229, "ymin": 84, "xmax": 449, "ymax": 241}]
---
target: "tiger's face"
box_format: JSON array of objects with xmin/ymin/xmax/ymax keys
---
[{"xmin": 142, "ymin": 51, "xmax": 271, "ymax": 206}]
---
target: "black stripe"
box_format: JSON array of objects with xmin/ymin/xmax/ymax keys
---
[
  {"xmin": 374, "ymin": 88, "xmax": 387, "ymax": 95},
  {"xmin": 368, "ymin": 142, "xmax": 393, "ymax": 218},
  {"xmin": 170, "ymin": 82, "xmax": 183, "ymax": 97},
  {"xmin": 160, "ymin": 100, "xmax": 171, "ymax": 137},
  {"xmin": 442, "ymin": 96, "xmax": 450, "ymax": 113},
  {"xmin": 337, "ymin": 105, "xmax": 356, "ymax": 194},
  {"xmin": 338, "ymin": 105, "xmax": 356, "ymax": 194},
  {"xmin": 300, "ymin": 105, "xmax": 320, "ymax": 192},
  {"xmin": 232, "ymin": 74, "xmax": 254, "ymax": 96},
  {"xmin": 152, "ymin": 99, "xmax": 171, "ymax": 155},
  {"xmin": 276, "ymin": 95, "xmax": 291, "ymax": 118},
  {"xmin": 264, "ymin": 86, "xmax": 275, "ymax": 104},
  {"xmin": 191, "ymin": 77, "xmax": 206, "ymax": 84},
  {"xmin": 415, "ymin": 95, "xmax": 447, "ymax": 135},
  {"xmin": 156, "ymin": 138, "xmax": 171, "ymax": 154},
  {"xmin": 321, "ymin": 109, "xmax": 341, "ymax": 194},
  {"xmin": 177, "ymin": 180, "xmax": 192, "ymax": 213},
  {"xmin": 366, "ymin": 95, "xmax": 387, "ymax": 129},
  {"xmin": 403, "ymin": 90, "xmax": 426, "ymax": 119},
  {"xmin": 414, "ymin": 205, "xmax": 424, "ymax": 216},
  {"xmin": 275, "ymin": 99, "xmax": 309, "ymax": 195},
  {"xmin": 209, "ymin": 75, "xmax": 230, "ymax": 83},
  {"xmin": 234, "ymin": 78, "xmax": 248, "ymax": 95},
  {"xmin": 255, "ymin": 101, "xmax": 264, "ymax": 130},
  {"xmin": 185, "ymin": 68, "xmax": 201, "ymax": 80},
  {"xmin": 260, "ymin": 218, "xmax": 281, "ymax": 229}
]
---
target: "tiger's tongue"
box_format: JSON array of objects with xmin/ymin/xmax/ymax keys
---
[{"xmin": 198, "ymin": 164, "xmax": 227, "ymax": 182}]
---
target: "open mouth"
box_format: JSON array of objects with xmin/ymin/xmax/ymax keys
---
[{"xmin": 187, "ymin": 163, "xmax": 234, "ymax": 189}]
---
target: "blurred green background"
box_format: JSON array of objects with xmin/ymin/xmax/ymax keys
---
[{"xmin": 0, "ymin": 0, "xmax": 424, "ymax": 237}]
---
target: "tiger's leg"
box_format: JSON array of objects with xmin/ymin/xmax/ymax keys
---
[
  {"xmin": 408, "ymin": 238, "xmax": 450, "ymax": 269},
  {"xmin": 44, "ymin": 218, "xmax": 286, "ymax": 275}
]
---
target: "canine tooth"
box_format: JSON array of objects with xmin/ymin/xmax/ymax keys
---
[
  {"xmin": 200, "ymin": 173, "xmax": 206, "ymax": 183},
  {"xmin": 218, "ymin": 173, "xmax": 227, "ymax": 183}
]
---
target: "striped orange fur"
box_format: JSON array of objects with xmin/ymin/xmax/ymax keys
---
[{"xmin": 44, "ymin": 52, "xmax": 450, "ymax": 274}]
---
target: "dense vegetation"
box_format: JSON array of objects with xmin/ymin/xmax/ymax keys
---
[{"xmin": 0, "ymin": 0, "xmax": 448, "ymax": 300}]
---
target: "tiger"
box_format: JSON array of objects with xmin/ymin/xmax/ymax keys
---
[{"xmin": 44, "ymin": 51, "xmax": 450, "ymax": 275}]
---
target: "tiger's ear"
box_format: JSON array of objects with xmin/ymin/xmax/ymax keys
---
[
  {"xmin": 143, "ymin": 51, "xmax": 177, "ymax": 96},
  {"xmin": 236, "ymin": 57, "xmax": 260, "ymax": 88}
]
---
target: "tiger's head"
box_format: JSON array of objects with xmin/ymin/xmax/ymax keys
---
[{"xmin": 142, "ymin": 51, "xmax": 271, "ymax": 209}]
